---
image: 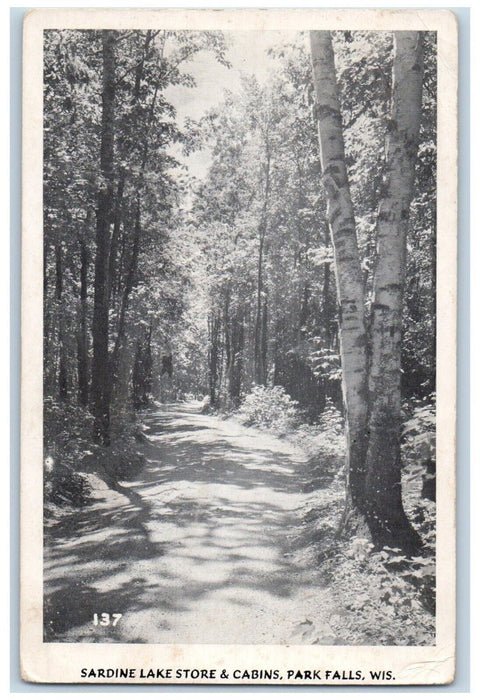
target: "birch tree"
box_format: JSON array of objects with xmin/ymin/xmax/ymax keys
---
[
  {"xmin": 310, "ymin": 30, "xmax": 424, "ymax": 552},
  {"xmin": 309, "ymin": 31, "xmax": 369, "ymax": 514},
  {"xmin": 364, "ymin": 33, "xmax": 424, "ymax": 551}
]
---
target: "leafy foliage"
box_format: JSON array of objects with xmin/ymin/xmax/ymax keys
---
[
  {"xmin": 44, "ymin": 398, "xmax": 145, "ymax": 507},
  {"xmin": 403, "ymin": 395, "xmax": 436, "ymax": 461},
  {"xmin": 324, "ymin": 537, "xmax": 435, "ymax": 645},
  {"xmin": 237, "ymin": 385, "xmax": 301, "ymax": 435},
  {"xmin": 292, "ymin": 399, "xmax": 345, "ymax": 462}
]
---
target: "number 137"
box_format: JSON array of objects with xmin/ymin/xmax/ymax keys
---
[{"xmin": 93, "ymin": 613, "xmax": 122, "ymax": 627}]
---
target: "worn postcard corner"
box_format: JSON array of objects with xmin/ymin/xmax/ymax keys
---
[{"xmin": 21, "ymin": 7, "xmax": 457, "ymax": 686}]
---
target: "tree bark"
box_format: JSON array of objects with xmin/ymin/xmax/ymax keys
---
[
  {"xmin": 77, "ymin": 233, "xmax": 89, "ymax": 406},
  {"xmin": 323, "ymin": 262, "xmax": 332, "ymax": 348},
  {"xmin": 208, "ymin": 314, "xmax": 220, "ymax": 407},
  {"xmin": 55, "ymin": 242, "xmax": 68, "ymax": 401},
  {"xmin": 110, "ymin": 195, "xmax": 141, "ymax": 386},
  {"xmin": 310, "ymin": 31, "xmax": 369, "ymax": 510},
  {"xmin": 108, "ymin": 172, "xmax": 126, "ymax": 304},
  {"xmin": 110, "ymin": 44, "xmax": 157, "ymax": 401},
  {"xmin": 132, "ymin": 323, "xmax": 153, "ymax": 409},
  {"xmin": 254, "ymin": 149, "xmax": 271, "ymax": 386},
  {"xmin": 91, "ymin": 30, "xmax": 116, "ymax": 444},
  {"xmin": 228, "ymin": 310, "xmax": 244, "ymax": 403},
  {"xmin": 310, "ymin": 30, "xmax": 424, "ymax": 553},
  {"xmin": 364, "ymin": 32, "xmax": 424, "ymax": 552}
]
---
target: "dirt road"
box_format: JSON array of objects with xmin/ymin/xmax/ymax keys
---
[{"xmin": 44, "ymin": 403, "xmax": 341, "ymax": 644}]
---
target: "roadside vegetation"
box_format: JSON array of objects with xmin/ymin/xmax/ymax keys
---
[{"xmin": 234, "ymin": 384, "xmax": 436, "ymax": 645}]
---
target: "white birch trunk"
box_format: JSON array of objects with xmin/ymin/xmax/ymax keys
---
[
  {"xmin": 364, "ymin": 32, "xmax": 424, "ymax": 551},
  {"xmin": 310, "ymin": 31, "xmax": 369, "ymax": 509}
]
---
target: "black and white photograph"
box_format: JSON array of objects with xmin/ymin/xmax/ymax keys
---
[{"xmin": 20, "ymin": 8, "xmax": 457, "ymax": 685}]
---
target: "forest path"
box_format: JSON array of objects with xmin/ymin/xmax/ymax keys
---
[{"xmin": 44, "ymin": 402, "xmax": 342, "ymax": 644}]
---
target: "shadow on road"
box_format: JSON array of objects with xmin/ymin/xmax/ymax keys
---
[{"xmin": 44, "ymin": 403, "xmax": 340, "ymax": 644}]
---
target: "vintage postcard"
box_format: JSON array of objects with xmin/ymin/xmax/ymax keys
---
[{"xmin": 21, "ymin": 8, "xmax": 457, "ymax": 685}]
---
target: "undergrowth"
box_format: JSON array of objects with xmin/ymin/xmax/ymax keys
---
[
  {"xmin": 44, "ymin": 397, "xmax": 145, "ymax": 512},
  {"xmin": 322, "ymin": 537, "xmax": 435, "ymax": 645},
  {"xmin": 235, "ymin": 385, "xmax": 436, "ymax": 645},
  {"xmin": 236, "ymin": 384, "xmax": 302, "ymax": 435}
]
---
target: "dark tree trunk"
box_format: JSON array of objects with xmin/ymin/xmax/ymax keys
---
[
  {"xmin": 55, "ymin": 243, "xmax": 68, "ymax": 402},
  {"xmin": 254, "ymin": 272, "xmax": 268, "ymax": 386},
  {"xmin": 110, "ymin": 40, "xmax": 156, "ymax": 401},
  {"xmin": 224, "ymin": 292, "xmax": 231, "ymax": 381},
  {"xmin": 106, "ymin": 33, "xmax": 152, "ymax": 304},
  {"xmin": 421, "ymin": 458, "xmax": 436, "ymax": 502},
  {"xmin": 132, "ymin": 324, "xmax": 153, "ymax": 409},
  {"xmin": 228, "ymin": 310, "xmax": 244, "ymax": 403},
  {"xmin": 261, "ymin": 296, "xmax": 268, "ymax": 382},
  {"xmin": 132, "ymin": 344, "xmax": 143, "ymax": 409},
  {"xmin": 299, "ymin": 281, "xmax": 309, "ymax": 338},
  {"xmin": 77, "ymin": 234, "xmax": 89, "ymax": 406},
  {"xmin": 143, "ymin": 342, "xmax": 153, "ymax": 400},
  {"xmin": 254, "ymin": 237, "xmax": 266, "ymax": 386},
  {"xmin": 108, "ymin": 172, "xmax": 126, "ymax": 304},
  {"xmin": 254, "ymin": 150, "xmax": 271, "ymax": 386},
  {"xmin": 208, "ymin": 314, "xmax": 220, "ymax": 407},
  {"xmin": 91, "ymin": 30, "xmax": 116, "ymax": 445},
  {"xmin": 110, "ymin": 195, "xmax": 141, "ymax": 388}
]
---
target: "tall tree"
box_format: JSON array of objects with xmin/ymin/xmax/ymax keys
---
[
  {"xmin": 310, "ymin": 31, "xmax": 369, "ymax": 514},
  {"xmin": 76, "ymin": 215, "xmax": 90, "ymax": 406},
  {"xmin": 254, "ymin": 127, "xmax": 271, "ymax": 386},
  {"xmin": 310, "ymin": 30, "xmax": 424, "ymax": 552},
  {"xmin": 91, "ymin": 30, "xmax": 116, "ymax": 444},
  {"xmin": 363, "ymin": 32, "xmax": 424, "ymax": 549}
]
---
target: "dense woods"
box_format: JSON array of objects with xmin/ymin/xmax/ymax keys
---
[{"xmin": 44, "ymin": 28, "xmax": 437, "ymax": 644}]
